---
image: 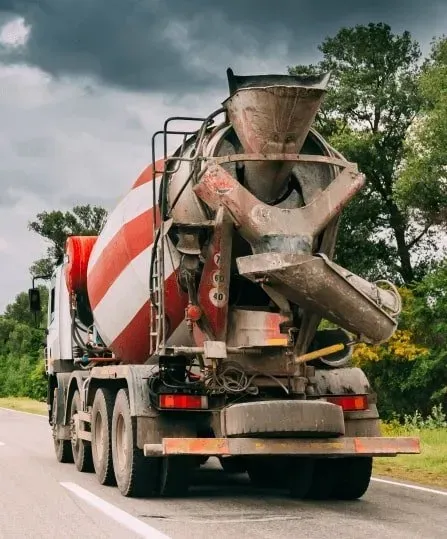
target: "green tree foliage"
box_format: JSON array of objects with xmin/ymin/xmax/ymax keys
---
[
  {"xmin": 353, "ymin": 261, "xmax": 447, "ymax": 419},
  {"xmin": 29, "ymin": 258, "xmax": 55, "ymax": 280},
  {"xmin": 409, "ymin": 260, "xmax": 447, "ymax": 350},
  {"xmin": 395, "ymin": 37, "xmax": 447, "ymax": 227},
  {"xmin": 3, "ymin": 287, "xmax": 48, "ymax": 327},
  {"xmin": 28, "ymin": 204, "xmax": 108, "ymax": 277},
  {"xmin": 2, "ymin": 204, "xmax": 108, "ymax": 401},
  {"xmin": 0, "ymin": 286, "xmax": 49, "ymax": 400},
  {"xmin": 289, "ymin": 23, "xmax": 429, "ymax": 283}
]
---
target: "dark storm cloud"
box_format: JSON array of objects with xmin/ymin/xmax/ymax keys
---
[{"xmin": 0, "ymin": 0, "xmax": 445, "ymax": 92}]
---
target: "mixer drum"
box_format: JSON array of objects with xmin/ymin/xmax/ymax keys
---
[
  {"xmin": 86, "ymin": 163, "xmax": 188, "ymax": 364},
  {"xmin": 65, "ymin": 236, "xmax": 97, "ymax": 296}
]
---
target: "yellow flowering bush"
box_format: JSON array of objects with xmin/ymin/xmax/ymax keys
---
[
  {"xmin": 352, "ymin": 330, "xmax": 429, "ymax": 367},
  {"xmin": 352, "ymin": 285, "xmax": 429, "ymax": 367}
]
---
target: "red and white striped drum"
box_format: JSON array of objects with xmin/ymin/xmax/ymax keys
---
[{"xmin": 86, "ymin": 160, "xmax": 188, "ymax": 364}]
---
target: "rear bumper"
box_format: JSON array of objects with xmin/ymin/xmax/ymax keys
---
[{"xmin": 144, "ymin": 436, "xmax": 420, "ymax": 458}]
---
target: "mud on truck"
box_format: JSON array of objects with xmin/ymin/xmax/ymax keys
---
[{"xmin": 29, "ymin": 68, "xmax": 420, "ymax": 499}]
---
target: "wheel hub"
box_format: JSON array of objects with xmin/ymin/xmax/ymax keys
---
[
  {"xmin": 115, "ymin": 413, "xmax": 127, "ymax": 473},
  {"xmin": 94, "ymin": 411, "xmax": 104, "ymax": 455},
  {"xmin": 70, "ymin": 414, "xmax": 80, "ymax": 448}
]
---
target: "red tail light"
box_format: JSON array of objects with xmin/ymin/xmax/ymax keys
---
[
  {"xmin": 326, "ymin": 395, "xmax": 369, "ymax": 411},
  {"xmin": 159, "ymin": 394, "xmax": 208, "ymax": 410}
]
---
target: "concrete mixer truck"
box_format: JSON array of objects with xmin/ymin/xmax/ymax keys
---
[{"xmin": 29, "ymin": 67, "xmax": 419, "ymax": 500}]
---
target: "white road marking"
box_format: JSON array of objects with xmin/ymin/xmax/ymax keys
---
[
  {"xmin": 372, "ymin": 477, "xmax": 447, "ymax": 496},
  {"xmin": 152, "ymin": 515, "xmax": 305, "ymax": 524},
  {"xmin": 0, "ymin": 407, "xmax": 46, "ymax": 419},
  {"xmin": 60, "ymin": 482, "xmax": 171, "ymax": 539}
]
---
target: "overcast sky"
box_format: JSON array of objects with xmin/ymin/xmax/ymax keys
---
[{"xmin": 0, "ymin": 1, "xmax": 446, "ymax": 312}]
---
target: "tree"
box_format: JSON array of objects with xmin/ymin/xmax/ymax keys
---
[
  {"xmin": 409, "ymin": 259, "xmax": 447, "ymax": 350},
  {"xmin": 3, "ymin": 287, "xmax": 48, "ymax": 327},
  {"xmin": 395, "ymin": 37, "xmax": 447, "ymax": 228},
  {"xmin": 28, "ymin": 204, "xmax": 108, "ymax": 277},
  {"xmin": 29, "ymin": 258, "xmax": 55, "ymax": 280},
  {"xmin": 352, "ymin": 261, "xmax": 447, "ymax": 419},
  {"xmin": 289, "ymin": 23, "xmax": 427, "ymax": 283}
]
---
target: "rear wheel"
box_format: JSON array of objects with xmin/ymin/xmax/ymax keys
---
[
  {"xmin": 247, "ymin": 457, "xmax": 287, "ymax": 488},
  {"xmin": 287, "ymin": 457, "xmax": 315, "ymax": 498},
  {"xmin": 159, "ymin": 457, "xmax": 192, "ymax": 497},
  {"xmin": 219, "ymin": 456, "xmax": 246, "ymax": 474},
  {"xmin": 70, "ymin": 390, "xmax": 94, "ymax": 473},
  {"xmin": 112, "ymin": 388, "xmax": 160, "ymax": 497},
  {"xmin": 332, "ymin": 457, "xmax": 372, "ymax": 500},
  {"xmin": 91, "ymin": 388, "xmax": 116, "ymax": 486},
  {"xmin": 306, "ymin": 458, "xmax": 338, "ymax": 500}
]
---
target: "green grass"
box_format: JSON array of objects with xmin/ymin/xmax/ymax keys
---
[
  {"xmin": 374, "ymin": 423, "xmax": 447, "ymax": 489},
  {"xmin": 0, "ymin": 396, "xmax": 47, "ymax": 416}
]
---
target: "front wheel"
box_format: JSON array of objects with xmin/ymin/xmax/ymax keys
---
[
  {"xmin": 53, "ymin": 431, "xmax": 73, "ymax": 463},
  {"xmin": 52, "ymin": 393, "xmax": 73, "ymax": 463}
]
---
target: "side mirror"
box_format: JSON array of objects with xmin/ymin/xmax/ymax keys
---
[{"xmin": 28, "ymin": 288, "xmax": 41, "ymax": 313}]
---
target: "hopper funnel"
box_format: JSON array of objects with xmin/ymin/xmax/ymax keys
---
[{"xmin": 223, "ymin": 68, "xmax": 331, "ymax": 203}]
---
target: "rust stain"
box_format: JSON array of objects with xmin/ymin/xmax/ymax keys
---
[
  {"xmin": 164, "ymin": 438, "xmax": 230, "ymax": 455},
  {"xmin": 162, "ymin": 436, "xmax": 420, "ymax": 457},
  {"xmin": 354, "ymin": 437, "xmax": 420, "ymax": 454}
]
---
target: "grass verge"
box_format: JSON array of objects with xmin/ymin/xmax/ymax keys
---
[
  {"xmin": 0, "ymin": 396, "xmax": 47, "ymax": 416},
  {"xmin": 374, "ymin": 423, "xmax": 447, "ymax": 489}
]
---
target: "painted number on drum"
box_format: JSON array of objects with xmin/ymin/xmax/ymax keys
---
[
  {"xmin": 214, "ymin": 252, "xmax": 221, "ymax": 266},
  {"xmin": 212, "ymin": 271, "xmax": 225, "ymax": 284},
  {"xmin": 209, "ymin": 288, "xmax": 226, "ymax": 307}
]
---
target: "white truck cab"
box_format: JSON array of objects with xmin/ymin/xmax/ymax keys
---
[{"xmin": 45, "ymin": 264, "xmax": 73, "ymax": 374}]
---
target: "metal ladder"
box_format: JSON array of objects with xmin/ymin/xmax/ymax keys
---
[
  {"xmin": 149, "ymin": 243, "xmax": 162, "ymax": 356},
  {"xmin": 148, "ymin": 113, "xmax": 224, "ymax": 358}
]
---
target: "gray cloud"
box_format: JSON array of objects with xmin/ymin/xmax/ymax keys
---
[
  {"xmin": 0, "ymin": 61, "xmax": 223, "ymax": 310},
  {"xmin": 1, "ymin": 0, "xmax": 446, "ymax": 93}
]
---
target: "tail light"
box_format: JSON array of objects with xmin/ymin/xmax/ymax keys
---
[
  {"xmin": 326, "ymin": 395, "xmax": 369, "ymax": 411},
  {"xmin": 159, "ymin": 394, "xmax": 208, "ymax": 410}
]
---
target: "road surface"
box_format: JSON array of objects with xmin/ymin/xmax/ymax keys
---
[{"xmin": 0, "ymin": 407, "xmax": 446, "ymax": 539}]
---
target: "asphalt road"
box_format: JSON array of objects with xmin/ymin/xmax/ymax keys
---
[{"xmin": 1, "ymin": 407, "xmax": 446, "ymax": 539}]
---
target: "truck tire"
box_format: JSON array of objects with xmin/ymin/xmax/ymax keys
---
[
  {"xmin": 332, "ymin": 457, "xmax": 372, "ymax": 500},
  {"xmin": 219, "ymin": 456, "xmax": 246, "ymax": 474},
  {"xmin": 246, "ymin": 457, "xmax": 287, "ymax": 488},
  {"xmin": 305, "ymin": 458, "xmax": 337, "ymax": 500},
  {"xmin": 111, "ymin": 388, "xmax": 160, "ymax": 497},
  {"xmin": 54, "ymin": 435, "xmax": 73, "ymax": 464},
  {"xmin": 287, "ymin": 457, "xmax": 315, "ymax": 498},
  {"xmin": 223, "ymin": 400, "xmax": 344, "ymax": 437},
  {"xmin": 52, "ymin": 394, "xmax": 73, "ymax": 463},
  {"xmin": 70, "ymin": 390, "xmax": 94, "ymax": 473},
  {"xmin": 159, "ymin": 457, "xmax": 192, "ymax": 497},
  {"xmin": 91, "ymin": 388, "xmax": 116, "ymax": 486}
]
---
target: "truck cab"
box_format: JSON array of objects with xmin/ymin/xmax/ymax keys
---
[{"xmin": 45, "ymin": 265, "xmax": 73, "ymax": 374}]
